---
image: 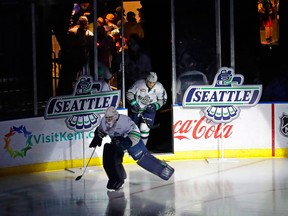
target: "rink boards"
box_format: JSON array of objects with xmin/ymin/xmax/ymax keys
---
[{"xmin": 1, "ymin": 104, "xmax": 288, "ymax": 175}]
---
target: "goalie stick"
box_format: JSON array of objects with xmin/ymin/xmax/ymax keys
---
[{"xmin": 75, "ymin": 147, "xmax": 97, "ymax": 181}]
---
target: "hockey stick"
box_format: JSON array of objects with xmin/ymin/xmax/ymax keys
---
[
  {"xmin": 138, "ymin": 112, "xmax": 160, "ymax": 129},
  {"xmin": 75, "ymin": 147, "xmax": 97, "ymax": 181}
]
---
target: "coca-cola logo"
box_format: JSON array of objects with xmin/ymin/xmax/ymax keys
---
[{"xmin": 174, "ymin": 116, "xmax": 233, "ymax": 140}]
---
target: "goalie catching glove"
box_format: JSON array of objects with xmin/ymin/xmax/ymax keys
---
[
  {"xmin": 112, "ymin": 136, "xmax": 133, "ymax": 151},
  {"xmin": 89, "ymin": 127, "xmax": 107, "ymax": 148}
]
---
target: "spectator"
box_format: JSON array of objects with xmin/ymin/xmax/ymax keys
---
[
  {"xmin": 114, "ymin": 6, "xmax": 126, "ymax": 27},
  {"xmin": 88, "ymin": 16, "xmax": 105, "ymax": 32},
  {"xmin": 123, "ymin": 11, "xmax": 144, "ymax": 40},
  {"xmin": 70, "ymin": 2, "xmax": 93, "ymax": 27},
  {"xmin": 97, "ymin": 17, "xmax": 105, "ymax": 27},
  {"xmin": 57, "ymin": 16, "xmax": 93, "ymax": 95},
  {"xmin": 137, "ymin": 7, "xmax": 146, "ymax": 33},
  {"xmin": 97, "ymin": 26, "xmax": 117, "ymax": 68},
  {"xmin": 258, "ymin": 0, "xmax": 275, "ymax": 43},
  {"xmin": 104, "ymin": 13, "xmax": 118, "ymax": 37},
  {"xmin": 115, "ymin": 34, "xmax": 152, "ymax": 90},
  {"xmin": 111, "ymin": 28, "xmax": 127, "ymax": 54}
]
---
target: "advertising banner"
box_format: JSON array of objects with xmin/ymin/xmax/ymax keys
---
[
  {"xmin": 173, "ymin": 104, "xmax": 272, "ymax": 152},
  {"xmin": 0, "ymin": 110, "xmax": 127, "ymax": 168},
  {"xmin": 1, "ymin": 75, "xmax": 124, "ymax": 168}
]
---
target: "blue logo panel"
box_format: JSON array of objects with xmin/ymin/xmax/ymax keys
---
[
  {"xmin": 182, "ymin": 67, "xmax": 262, "ymax": 123},
  {"xmin": 44, "ymin": 76, "xmax": 120, "ymax": 132}
]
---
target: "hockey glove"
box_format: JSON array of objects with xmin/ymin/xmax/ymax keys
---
[
  {"xmin": 89, "ymin": 128, "xmax": 106, "ymax": 148},
  {"xmin": 129, "ymin": 99, "xmax": 141, "ymax": 112},
  {"xmin": 145, "ymin": 103, "xmax": 159, "ymax": 113},
  {"xmin": 111, "ymin": 136, "xmax": 124, "ymax": 145},
  {"xmin": 112, "ymin": 136, "xmax": 132, "ymax": 151}
]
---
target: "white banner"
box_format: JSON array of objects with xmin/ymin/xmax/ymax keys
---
[
  {"xmin": 0, "ymin": 109, "xmax": 127, "ymax": 168},
  {"xmin": 173, "ymin": 104, "xmax": 272, "ymax": 151}
]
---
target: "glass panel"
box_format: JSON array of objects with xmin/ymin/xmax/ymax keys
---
[{"xmin": 174, "ymin": 0, "xmax": 217, "ymax": 104}]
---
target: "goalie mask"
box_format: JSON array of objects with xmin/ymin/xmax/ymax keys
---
[{"xmin": 105, "ymin": 106, "xmax": 119, "ymax": 127}]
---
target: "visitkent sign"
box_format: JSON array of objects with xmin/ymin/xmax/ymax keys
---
[
  {"xmin": 182, "ymin": 67, "xmax": 262, "ymax": 123},
  {"xmin": 44, "ymin": 76, "xmax": 120, "ymax": 132}
]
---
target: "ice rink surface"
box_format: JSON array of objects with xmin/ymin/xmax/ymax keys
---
[{"xmin": 1, "ymin": 158, "xmax": 288, "ymax": 216}]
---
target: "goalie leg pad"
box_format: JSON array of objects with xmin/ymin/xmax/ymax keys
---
[
  {"xmin": 127, "ymin": 140, "xmax": 148, "ymax": 160},
  {"xmin": 103, "ymin": 143, "xmax": 127, "ymax": 182},
  {"xmin": 137, "ymin": 152, "xmax": 175, "ymax": 181}
]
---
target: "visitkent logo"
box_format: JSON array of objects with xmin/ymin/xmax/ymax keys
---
[
  {"xmin": 44, "ymin": 76, "xmax": 120, "ymax": 132},
  {"xmin": 182, "ymin": 67, "xmax": 262, "ymax": 123}
]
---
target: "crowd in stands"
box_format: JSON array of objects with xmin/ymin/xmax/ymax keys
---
[{"xmin": 57, "ymin": 2, "xmax": 149, "ymax": 95}]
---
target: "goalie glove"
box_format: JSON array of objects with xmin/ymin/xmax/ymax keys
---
[
  {"xmin": 112, "ymin": 136, "xmax": 132, "ymax": 151},
  {"xmin": 89, "ymin": 128, "xmax": 106, "ymax": 148}
]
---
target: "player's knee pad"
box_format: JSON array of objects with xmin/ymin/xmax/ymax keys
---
[
  {"xmin": 140, "ymin": 122, "xmax": 150, "ymax": 133},
  {"xmin": 127, "ymin": 140, "xmax": 148, "ymax": 160},
  {"xmin": 103, "ymin": 143, "xmax": 127, "ymax": 181},
  {"xmin": 137, "ymin": 153, "xmax": 175, "ymax": 181}
]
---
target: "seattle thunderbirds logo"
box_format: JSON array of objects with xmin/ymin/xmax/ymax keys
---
[
  {"xmin": 182, "ymin": 67, "xmax": 262, "ymax": 123},
  {"xmin": 44, "ymin": 76, "xmax": 120, "ymax": 132}
]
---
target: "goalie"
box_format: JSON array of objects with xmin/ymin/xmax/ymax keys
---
[{"xmin": 89, "ymin": 106, "xmax": 174, "ymax": 191}]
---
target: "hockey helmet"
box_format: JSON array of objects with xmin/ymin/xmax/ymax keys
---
[
  {"xmin": 147, "ymin": 72, "xmax": 158, "ymax": 83},
  {"xmin": 146, "ymin": 72, "xmax": 157, "ymax": 88},
  {"xmin": 105, "ymin": 106, "xmax": 119, "ymax": 127}
]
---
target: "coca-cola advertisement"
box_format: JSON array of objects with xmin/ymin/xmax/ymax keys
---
[{"xmin": 173, "ymin": 105, "xmax": 272, "ymax": 153}]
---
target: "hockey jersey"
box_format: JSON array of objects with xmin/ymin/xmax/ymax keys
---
[
  {"xmin": 99, "ymin": 114, "xmax": 141, "ymax": 145},
  {"xmin": 126, "ymin": 79, "xmax": 167, "ymax": 109}
]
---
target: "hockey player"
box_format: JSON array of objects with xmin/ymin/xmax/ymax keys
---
[
  {"xmin": 89, "ymin": 106, "xmax": 174, "ymax": 191},
  {"xmin": 126, "ymin": 72, "xmax": 167, "ymax": 144}
]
